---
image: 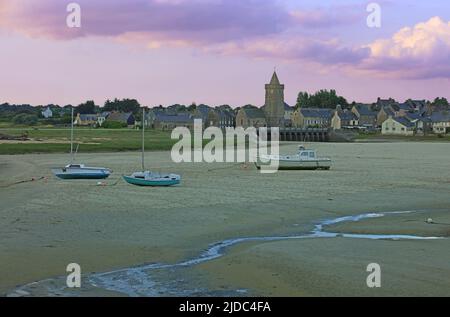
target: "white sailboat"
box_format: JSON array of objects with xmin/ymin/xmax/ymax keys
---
[
  {"xmin": 51, "ymin": 108, "xmax": 112, "ymax": 179},
  {"xmin": 123, "ymin": 109, "xmax": 181, "ymax": 186}
]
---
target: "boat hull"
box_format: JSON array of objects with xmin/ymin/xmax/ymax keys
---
[
  {"xmin": 123, "ymin": 175, "xmax": 180, "ymax": 187},
  {"xmin": 52, "ymin": 168, "xmax": 111, "ymax": 180},
  {"xmin": 255, "ymin": 158, "xmax": 332, "ymax": 171}
]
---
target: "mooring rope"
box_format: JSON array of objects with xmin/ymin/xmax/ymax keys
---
[
  {"xmin": 0, "ymin": 176, "xmax": 47, "ymax": 189},
  {"xmin": 207, "ymin": 162, "xmax": 251, "ymax": 172}
]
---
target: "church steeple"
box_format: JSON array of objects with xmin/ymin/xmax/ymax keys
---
[
  {"xmin": 270, "ymin": 71, "xmax": 280, "ymax": 85},
  {"xmin": 264, "ymin": 71, "xmax": 285, "ymax": 127}
]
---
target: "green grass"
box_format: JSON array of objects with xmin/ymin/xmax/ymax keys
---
[
  {"xmin": 356, "ymin": 132, "xmax": 450, "ymax": 142},
  {"xmin": 0, "ymin": 127, "xmax": 178, "ymax": 155}
]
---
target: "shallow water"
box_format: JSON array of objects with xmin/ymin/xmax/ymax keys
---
[{"xmin": 7, "ymin": 210, "xmax": 444, "ymax": 297}]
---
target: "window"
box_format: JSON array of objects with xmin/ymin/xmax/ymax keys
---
[{"xmin": 309, "ymin": 152, "xmax": 315, "ymax": 159}]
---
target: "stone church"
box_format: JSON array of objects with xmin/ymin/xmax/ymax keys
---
[
  {"xmin": 236, "ymin": 71, "xmax": 293, "ymax": 128},
  {"xmin": 263, "ymin": 71, "xmax": 287, "ymax": 127}
]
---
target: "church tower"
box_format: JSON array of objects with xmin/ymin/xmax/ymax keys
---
[{"xmin": 264, "ymin": 71, "xmax": 285, "ymax": 127}]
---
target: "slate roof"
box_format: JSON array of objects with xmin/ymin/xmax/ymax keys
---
[
  {"xmin": 392, "ymin": 117, "xmax": 415, "ymax": 128},
  {"xmin": 354, "ymin": 104, "xmax": 377, "ymax": 116},
  {"xmin": 300, "ymin": 108, "xmax": 333, "ymax": 119},
  {"xmin": 381, "ymin": 106, "xmax": 395, "ymax": 116},
  {"xmin": 337, "ymin": 110, "xmax": 358, "ymax": 121},
  {"xmin": 284, "ymin": 102, "xmax": 294, "ymax": 111},
  {"xmin": 154, "ymin": 113, "xmax": 193, "ymax": 123},
  {"xmin": 242, "ymin": 107, "xmax": 266, "ymax": 119},
  {"xmin": 107, "ymin": 112, "xmax": 133, "ymax": 122},
  {"xmin": 79, "ymin": 114, "xmax": 98, "ymax": 121},
  {"xmin": 429, "ymin": 111, "xmax": 450, "ymax": 123}
]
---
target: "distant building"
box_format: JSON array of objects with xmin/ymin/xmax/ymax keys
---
[
  {"xmin": 377, "ymin": 106, "xmax": 395, "ymax": 126},
  {"xmin": 96, "ymin": 112, "xmax": 110, "ymax": 127},
  {"xmin": 331, "ymin": 106, "xmax": 359, "ymax": 130},
  {"xmin": 107, "ymin": 112, "xmax": 135, "ymax": 126},
  {"xmin": 74, "ymin": 113, "xmax": 98, "ymax": 126},
  {"xmin": 292, "ymin": 108, "xmax": 333, "ymax": 128},
  {"xmin": 430, "ymin": 112, "xmax": 450, "ymax": 134},
  {"xmin": 193, "ymin": 105, "xmax": 219, "ymax": 128},
  {"xmin": 382, "ymin": 116, "xmax": 415, "ymax": 136},
  {"xmin": 151, "ymin": 113, "xmax": 194, "ymax": 130},
  {"xmin": 41, "ymin": 107, "xmax": 53, "ymax": 119},
  {"xmin": 351, "ymin": 104, "xmax": 377, "ymax": 127},
  {"xmin": 404, "ymin": 112, "xmax": 432, "ymax": 135},
  {"xmin": 216, "ymin": 109, "xmax": 235, "ymax": 129},
  {"xmin": 283, "ymin": 103, "xmax": 295, "ymax": 127},
  {"xmin": 236, "ymin": 107, "xmax": 267, "ymax": 128},
  {"xmin": 264, "ymin": 72, "xmax": 285, "ymax": 127}
]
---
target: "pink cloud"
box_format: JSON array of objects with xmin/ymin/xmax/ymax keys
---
[
  {"xmin": 1, "ymin": 2, "xmax": 448, "ymax": 80},
  {"xmin": 0, "ymin": 0, "xmax": 292, "ymax": 42},
  {"xmin": 361, "ymin": 17, "xmax": 450, "ymax": 79}
]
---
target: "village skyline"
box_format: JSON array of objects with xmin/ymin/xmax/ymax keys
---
[{"xmin": 1, "ymin": 1, "xmax": 449, "ymax": 106}]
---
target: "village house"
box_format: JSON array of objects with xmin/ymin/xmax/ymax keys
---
[
  {"xmin": 96, "ymin": 112, "xmax": 110, "ymax": 127},
  {"xmin": 41, "ymin": 107, "xmax": 53, "ymax": 119},
  {"xmin": 150, "ymin": 113, "xmax": 194, "ymax": 130},
  {"xmin": 376, "ymin": 98, "xmax": 397, "ymax": 110},
  {"xmin": 404, "ymin": 112, "xmax": 432, "ymax": 135},
  {"xmin": 283, "ymin": 103, "xmax": 295, "ymax": 127},
  {"xmin": 377, "ymin": 106, "xmax": 395, "ymax": 126},
  {"xmin": 216, "ymin": 109, "xmax": 235, "ymax": 129},
  {"xmin": 236, "ymin": 107, "xmax": 267, "ymax": 128},
  {"xmin": 430, "ymin": 112, "xmax": 450, "ymax": 134},
  {"xmin": 106, "ymin": 112, "xmax": 135, "ymax": 127},
  {"xmin": 405, "ymin": 99, "xmax": 428, "ymax": 113},
  {"xmin": 351, "ymin": 104, "xmax": 377, "ymax": 127},
  {"xmin": 331, "ymin": 106, "xmax": 359, "ymax": 130},
  {"xmin": 382, "ymin": 116, "xmax": 416, "ymax": 136},
  {"xmin": 292, "ymin": 108, "xmax": 333, "ymax": 128},
  {"xmin": 74, "ymin": 113, "xmax": 98, "ymax": 126},
  {"xmin": 193, "ymin": 105, "xmax": 220, "ymax": 128}
]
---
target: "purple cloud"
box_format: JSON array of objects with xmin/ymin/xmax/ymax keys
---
[{"xmin": 0, "ymin": 0, "xmax": 292, "ymax": 42}]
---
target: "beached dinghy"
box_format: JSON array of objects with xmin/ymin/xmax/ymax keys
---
[
  {"xmin": 255, "ymin": 145, "xmax": 332, "ymax": 171},
  {"xmin": 52, "ymin": 108, "xmax": 112, "ymax": 180},
  {"xmin": 123, "ymin": 109, "xmax": 181, "ymax": 187}
]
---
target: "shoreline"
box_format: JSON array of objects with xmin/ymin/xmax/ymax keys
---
[
  {"xmin": 7, "ymin": 209, "xmax": 448, "ymax": 297},
  {"xmin": 1, "ymin": 143, "xmax": 450, "ymax": 296}
]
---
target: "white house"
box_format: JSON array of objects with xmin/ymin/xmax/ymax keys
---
[
  {"xmin": 382, "ymin": 116, "xmax": 415, "ymax": 136},
  {"xmin": 430, "ymin": 112, "xmax": 450, "ymax": 134},
  {"xmin": 41, "ymin": 107, "xmax": 53, "ymax": 119}
]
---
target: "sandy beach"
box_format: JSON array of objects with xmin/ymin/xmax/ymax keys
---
[{"xmin": 1, "ymin": 142, "xmax": 449, "ymax": 296}]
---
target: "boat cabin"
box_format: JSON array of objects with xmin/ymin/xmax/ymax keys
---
[{"xmin": 298, "ymin": 146, "xmax": 317, "ymax": 160}]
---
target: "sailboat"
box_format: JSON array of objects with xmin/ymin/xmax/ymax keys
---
[
  {"xmin": 51, "ymin": 108, "xmax": 112, "ymax": 180},
  {"xmin": 123, "ymin": 109, "xmax": 181, "ymax": 187}
]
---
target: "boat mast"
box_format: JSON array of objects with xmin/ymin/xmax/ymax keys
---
[
  {"xmin": 142, "ymin": 108, "xmax": 145, "ymax": 171},
  {"xmin": 70, "ymin": 107, "xmax": 74, "ymax": 163}
]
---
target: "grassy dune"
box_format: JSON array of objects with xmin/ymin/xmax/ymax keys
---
[{"xmin": 0, "ymin": 128, "xmax": 176, "ymax": 154}]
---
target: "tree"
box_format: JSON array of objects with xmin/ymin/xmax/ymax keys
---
[
  {"xmin": 432, "ymin": 97, "xmax": 449, "ymax": 107},
  {"xmin": 187, "ymin": 102, "xmax": 197, "ymax": 112},
  {"xmin": 13, "ymin": 113, "xmax": 38, "ymax": 125},
  {"xmin": 295, "ymin": 89, "xmax": 348, "ymax": 109},
  {"xmin": 296, "ymin": 92, "xmax": 309, "ymax": 108},
  {"xmin": 76, "ymin": 100, "xmax": 96, "ymax": 114},
  {"xmin": 104, "ymin": 98, "xmax": 141, "ymax": 113}
]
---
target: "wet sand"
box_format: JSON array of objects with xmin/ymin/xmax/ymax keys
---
[{"xmin": 1, "ymin": 142, "xmax": 450, "ymax": 296}]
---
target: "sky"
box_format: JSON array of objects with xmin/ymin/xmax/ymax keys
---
[{"xmin": 0, "ymin": 0, "xmax": 449, "ymax": 107}]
